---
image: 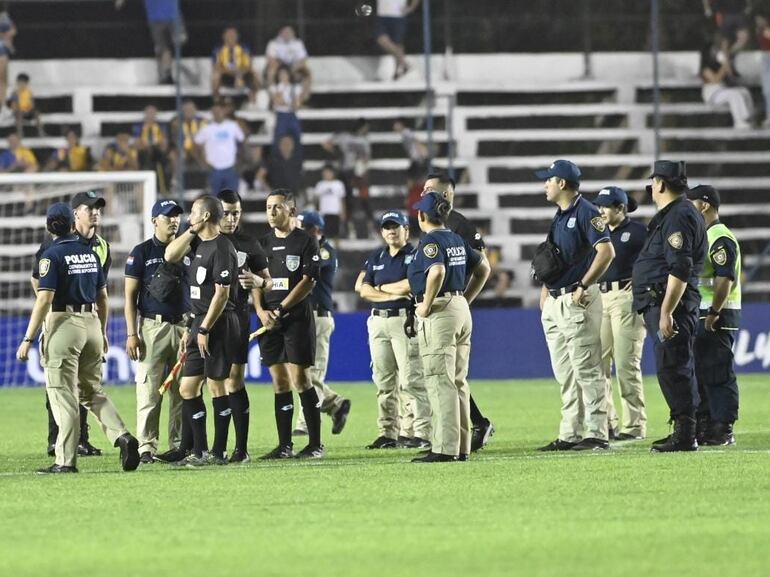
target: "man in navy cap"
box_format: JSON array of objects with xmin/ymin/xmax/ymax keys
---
[
  {"xmin": 687, "ymin": 184, "xmax": 741, "ymax": 446},
  {"xmin": 533, "ymin": 160, "xmax": 615, "ymax": 451},
  {"xmin": 632, "ymin": 160, "xmax": 707, "ymax": 452},
  {"xmin": 593, "ymin": 186, "xmax": 648, "ymax": 441}
]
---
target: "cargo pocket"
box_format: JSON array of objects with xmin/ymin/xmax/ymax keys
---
[
  {"xmin": 422, "ymin": 352, "xmax": 451, "ymax": 378},
  {"xmin": 43, "ymin": 358, "xmax": 65, "ymax": 390},
  {"xmin": 134, "ymin": 364, "xmax": 148, "ymax": 386}
]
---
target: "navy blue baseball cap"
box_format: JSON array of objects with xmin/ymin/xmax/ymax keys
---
[
  {"xmin": 47, "ymin": 201, "xmax": 73, "ymax": 224},
  {"xmin": 649, "ymin": 160, "xmax": 687, "ymax": 180},
  {"xmin": 412, "ymin": 191, "xmax": 443, "ymax": 217},
  {"xmin": 687, "ymin": 184, "xmax": 721, "ymax": 208},
  {"xmin": 152, "ymin": 198, "xmax": 183, "ymax": 218},
  {"xmin": 380, "ymin": 210, "xmax": 409, "ymax": 227},
  {"xmin": 298, "ymin": 210, "xmax": 325, "ymax": 230},
  {"xmin": 71, "ymin": 190, "xmax": 105, "ymax": 209},
  {"xmin": 534, "ymin": 160, "xmax": 582, "ymax": 183},
  {"xmin": 593, "ymin": 186, "xmax": 638, "ymax": 213}
]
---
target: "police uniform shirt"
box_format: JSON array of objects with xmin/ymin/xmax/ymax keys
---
[
  {"xmin": 32, "ymin": 233, "xmax": 112, "ymax": 280},
  {"xmin": 363, "ymin": 243, "xmax": 415, "ymax": 310},
  {"xmin": 548, "ymin": 195, "xmax": 611, "ymax": 289},
  {"xmin": 631, "ymin": 196, "xmax": 707, "ymax": 312},
  {"xmin": 598, "ymin": 218, "xmax": 647, "ymax": 283},
  {"xmin": 408, "ymin": 230, "xmax": 481, "ymax": 298},
  {"xmin": 186, "ymin": 234, "xmax": 239, "ymax": 316},
  {"xmin": 125, "ymin": 236, "xmax": 187, "ymax": 318},
  {"xmin": 259, "ymin": 228, "xmax": 320, "ymax": 309},
  {"xmin": 447, "ymin": 210, "xmax": 486, "ymax": 251},
  {"xmin": 37, "ymin": 234, "xmax": 106, "ymax": 307},
  {"xmin": 312, "ymin": 237, "xmax": 337, "ymax": 313},
  {"xmin": 224, "ymin": 228, "xmax": 269, "ymax": 312}
]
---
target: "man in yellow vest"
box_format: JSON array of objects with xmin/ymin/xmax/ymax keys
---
[{"xmin": 687, "ymin": 185, "xmax": 741, "ymax": 446}]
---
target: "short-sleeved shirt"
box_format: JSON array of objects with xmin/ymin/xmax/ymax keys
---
[
  {"xmin": 315, "ymin": 179, "xmax": 346, "ymax": 215},
  {"xmin": 38, "ymin": 235, "xmax": 106, "ymax": 307},
  {"xmin": 0, "ymin": 147, "xmax": 38, "ymax": 170},
  {"xmin": 363, "ymin": 243, "xmax": 415, "ymax": 310},
  {"xmin": 447, "ymin": 210, "xmax": 486, "ymax": 251},
  {"xmin": 194, "ymin": 120, "xmax": 244, "ymax": 170},
  {"xmin": 132, "ymin": 121, "xmax": 167, "ymax": 147},
  {"xmin": 223, "ymin": 228, "xmax": 269, "ymax": 312},
  {"xmin": 212, "ymin": 43, "xmax": 252, "ymax": 72},
  {"xmin": 186, "ymin": 234, "xmax": 239, "ymax": 316},
  {"xmin": 33, "ymin": 233, "xmax": 112, "ymax": 280},
  {"xmin": 378, "ymin": 0, "xmax": 408, "ymax": 18},
  {"xmin": 408, "ymin": 229, "xmax": 480, "ymax": 298},
  {"xmin": 125, "ymin": 235, "xmax": 187, "ymax": 318},
  {"xmin": 599, "ymin": 218, "xmax": 647, "ymax": 283},
  {"xmin": 311, "ymin": 238, "xmax": 337, "ymax": 313},
  {"xmin": 632, "ymin": 196, "xmax": 707, "ymax": 312},
  {"xmin": 144, "ymin": 0, "xmax": 179, "ymax": 22},
  {"xmin": 265, "ymin": 37, "xmax": 308, "ymax": 64},
  {"xmin": 259, "ymin": 228, "xmax": 320, "ymax": 309},
  {"xmin": 708, "ymin": 226, "xmax": 739, "ymax": 281},
  {"xmin": 269, "ymin": 82, "xmax": 302, "ymax": 113}
]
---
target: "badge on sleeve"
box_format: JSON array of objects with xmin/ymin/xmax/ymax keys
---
[
  {"xmin": 423, "ymin": 243, "xmax": 439, "ymax": 258},
  {"xmin": 713, "ymin": 247, "xmax": 727, "ymax": 266},
  {"xmin": 39, "ymin": 258, "xmax": 51, "ymax": 278},
  {"xmin": 320, "ymin": 248, "xmax": 330, "ymax": 260},
  {"xmin": 590, "ymin": 216, "xmax": 606, "ymax": 233},
  {"xmin": 667, "ymin": 232, "xmax": 683, "ymax": 250}
]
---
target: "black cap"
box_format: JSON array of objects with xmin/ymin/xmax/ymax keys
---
[
  {"xmin": 687, "ymin": 184, "xmax": 721, "ymax": 209},
  {"xmin": 71, "ymin": 190, "xmax": 105, "ymax": 209},
  {"xmin": 649, "ymin": 160, "xmax": 687, "ymax": 181}
]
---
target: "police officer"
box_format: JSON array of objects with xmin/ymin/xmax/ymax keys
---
[
  {"xmin": 632, "ymin": 160, "xmax": 707, "ymax": 452},
  {"xmin": 422, "ymin": 172, "xmax": 495, "ymax": 452},
  {"xmin": 357, "ymin": 210, "xmax": 431, "ymax": 450},
  {"xmin": 533, "ymin": 160, "xmax": 615, "ymax": 452},
  {"xmin": 593, "ymin": 186, "xmax": 648, "ymax": 441},
  {"xmin": 218, "ymin": 188, "xmax": 272, "ymax": 463},
  {"xmin": 124, "ymin": 198, "xmax": 186, "ymax": 464},
  {"xmin": 164, "ymin": 195, "xmax": 240, "ymax": 466},
  {"xmin": 293, "ymin": 210, "xmax": 352, "ymax": 437},
  {"xmin": 687, "ymin": 185, "xmax": 741, "ymax": 446},
  {"xmin": 408, "ymin": 192, "xmax": 490, "ymax": 462},
  {"xmin": 256, "ymin": 190, "xmax": 324, "ymax": 459},
  {"xmin": 17, "ymin": 202, "xmax": 140, "ymax": 474}
]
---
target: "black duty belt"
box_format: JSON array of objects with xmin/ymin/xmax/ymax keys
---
[
  {"xmin": 314, "ymin": 309, "xmax": 332, "ymax": 317},
  {"xmin": 143, "ymin": 314, "xmax": 185, "ymax": 324},
  {"xmin": 371, "ymin": 308, "xmax": 407, "ymax": 318},
  {"xmin": 548, "ymin": 283, "xmax": 580, "ymax": 299},
  {"xmin": 415, "ymin": 290, "xmax": 463, "ymax": 303},
  {"xmin": 599, "ymin": 279, "xmax": 632, "ymax": 293},
  {"xmin": 52, "ymin": 303, "xmax": 95, "ymax": 313}
]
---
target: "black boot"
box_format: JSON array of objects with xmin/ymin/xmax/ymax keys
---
[
  {"xmin": 695, "ymin": 413, "xmax": 711, "ymax": 446},
  {"xmin": 703, "ymin": 422, "xmax": 736, "ymax": 446},
  {"xmin": 651, "ymin": 416, "xmax": 698, "ymax": 453}
]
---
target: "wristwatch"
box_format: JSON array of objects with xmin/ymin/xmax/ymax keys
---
[
  {"xmin": 707, "ymin": 306, "xmax": 720, "ymax": 317},
  {"xmin": 275, "ymin": 304, "xmax": 285, "ymax": 316},
  {"xmin": 198, "ymin": 326, "xmax": 210, "ymax": 336},
  {"xmin": 577, "ymin": 281, "xmax": 588, "ymax": 291}
]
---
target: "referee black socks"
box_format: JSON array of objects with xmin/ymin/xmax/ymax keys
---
[
  {"xmin": 299, "ymin": 388, "xmax": 322, "ymax": 447},
  {"xmin": 228, "ymin": 388, "xmax": 250, "ymax": 453},
  {"xmin": 211, "ymin": 396, "xmax": 231, "ymax": 458},
  {"xmin": 184, "ymin": 396, "xmax": 209, "ymax": 457},
  {"xmin": 180, "ymin": 400, "xmax": 193, "ymax": 452},
  {"xmin": 274, "ymin": 391, "xmax": 294, "ymax": 447}
]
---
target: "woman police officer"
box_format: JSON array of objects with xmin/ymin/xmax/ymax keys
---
[{"xmin": 408, "ymin": 192, "xmax": 490, "ymax": 463}]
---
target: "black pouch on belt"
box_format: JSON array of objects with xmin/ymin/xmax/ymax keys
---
[
  {"xmin": 531, "ymin": 230, "xmax": 567, "ymax": 285},
  {"xmin": 404, "ymin": 302, "xmax": 417, "ymax": 338}
]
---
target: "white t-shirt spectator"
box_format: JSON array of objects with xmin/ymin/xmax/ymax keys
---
[
  {"xmin": 331, "ymin": 132, "xmax": 370, "ymax": 173},
  {"xmin": 194, "ymin": 120, "xmax": 245, "ymax": 170},
  {"xmin": 269, "ymin": 82, "xmax": 302, "ymax": 113},
  {"xmin": 266, "ymin": 37, "xmax": 308, "ymax": 65},
  {"xmin": 315, "ymin": 179, "xmax": 346, "ymax": 216},
  {"xmin": 378, "ymin": 0, "xmax": 408, "ymax": 17}
]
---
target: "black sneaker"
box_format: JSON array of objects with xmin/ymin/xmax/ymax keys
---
[
  {"xmin": 571, "ymin": 438, "xmax": 610, "ymax": 451},
  {"xmin": 332, "ymin": 399, "xmax": 352, "ymax": 435},
  {"xmin": 470, "ymin": 419, "xmax": 495, "ymax": 452},
  {"xmin": 114, "ymin": 433, "xmax": 140, "ymax": 471},
  {"xmin": 411, "ymin": 452, "xmax": 455, "ymax": 463},
  {"xmin": 537, "ymin": 439, "xmax": 577, "ymax": 452},
  {"xmin": 366, "ymin": 436, "xmax": 398, "ymax": 449},
  {"xmin": 78, "ymin": 441, "xmax": 103, "ymax": 456},
  {"xmin": 36, "ymin": 464, "xmax": 78, "ymax": 475},
  {"xmin": 616, "ymin": 432, "xmax": 644, "ymax": 441},
  {"xmin": 457, "ymin": 453, "xmax": 469, "ymax": 462},
  {"xmin": 183, "ymin": 453, "xmax": 213, "ymax": 467},
  {"xmin": 154, "ymin": 448, "xmax": 188, "ymax": 463},
  {"xmin": 295, "ymin": 444, "xmax": 325, "ymax": 459},
  {"xmin": 696, "ymin": 413, "xmax": 711, "ymax": 446},
  {"xmin": 292, "ymin": 428, "xmax": 308, "ymax": 436},
  {"xmin": 259, "ymin": 445, "xmax": 295, "ymax": 460},
  {"xmin": 229, "ymin": 449, "xmax": 251, "ymax": 463},
  {"xmin": 46, "ymin": 443, "xmax": 55, "ymax": 457},
  {"xmin": 139, "ymin": 451, "xmax": 154, "ymax": 464},
  {"xmin": 608, "ymin": 427, "xmax": 619, "ymax": 441},
  {"xmin": 209, "ymin": 452, "xmax": 228, "ymax": 465},
  {"xmin": 397, "ymin": 435, "xmax": 413, "ymax": 447},
  {"xmin": 702, "ymin": 422, "xmax": 736, "ymax": 446},
  {"xmin": 651, "ymin": 434, "xmax": 672, "ymax": 446}
]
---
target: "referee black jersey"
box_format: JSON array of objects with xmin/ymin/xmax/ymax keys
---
[
  {"xmin": 259, "ymin": 228, "xmax": 320, "ymax": 308},
  {"xmin": 224, "ymin": 227, "xmax": 269, "ymax": 311},
  {"xmin": 447, "ymin": 210, "xmax": 485, "ymax": 252},
  {"xmin": 187, "ymin": 234, "xmax": 239, "ymax": 315}
]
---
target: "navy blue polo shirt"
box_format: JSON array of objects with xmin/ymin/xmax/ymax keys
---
[
  {"xmin": 363, "ymin": 243, "xmax": 415, "ymax": 310},
  {"xmin": 599, "ymin": 218, "xmax": 647, "ymax": 283},
  {"xmin": 37, "ymin": 234, "xmax": 106, "ymax": 307},
  {"xmin": 312, "ymin": 237, "xmax": 337, "ymax": 313},
  {"xmin": 408, "ymin": 229, "xmax": 481, "ymax": 298},
  {"xmin": 125, "ymin": 235, "xmax": 187, "ymax": 318},
  {"xmin": 548, "ymin": 195, "xmax": 611, "ymax": 289}
]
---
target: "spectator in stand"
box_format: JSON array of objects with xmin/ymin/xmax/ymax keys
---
[
  {"xmin": 265, "ymin": 25, "xmax": 311, "ymax": 94},
  {"xmin": 700, "ymin": 40, "xmax": 755, "ymax": 128},
  {"xmin": 194, "ymin": 100, "xmax": 245, "ymax": 193},
  {"xmin": 755, "ymin": 14, "xmax": 770, "ymax": 127},
  {"xmin": 376, "ymin": 0, "xmax": 421, "ymax": 80},
  {"xmin": 0, "ymin": 131, "xmax": 38, "ymax": 173},
  {"xmin": 0, "ymin": 10, "xmax": 16, "ymax": 118},
  {"xmin": 169, "ymin": 99, "xmax": 207, "ymax": 180},
  {"xmin": 7, "ymin": 73, "xmax": 44, "ymax": 137},
  {"xmin": 45, "ymin": 128, "xmax": 92, "ymax": 172},
  {"xmin": 313, "ymin": 165, "xmax": 346, "ymax": 239},
  {"xmin": 99, "ymin": 131, "xmax": 139, "ymax": 171},
  {"xmin": 212, "ymin": 26, "xmax": 259, "ymax": 107},
  {"xmin": 269, "ymin": 65, "xmax": 307, "ymax": 148},
  {"xmin": 266, "ymin": 134, "xmax": 303, "ymax": 196},
  {"xmin": 393, "ymin": 117, "xmax": 429, "ymax": 176},
  {"xmin": 703, "ymin": 0, "xmax": 751, "ymax": 66},
  {"xmin": 133, "ymin": 104, "xmax": 171, "ymax": 191}
]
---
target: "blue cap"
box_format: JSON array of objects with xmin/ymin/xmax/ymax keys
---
[
  {"xmin": 152, "ymin": 199, "xmax": 183, "ymax": 218},
  {"xmin": 412, "ymin": 191, "xmax": 443, "ymax": 217},
  {"xmin": 298, "ymin": 210, "xmax": 325, "ymax": 230},
  {"xmin": 380, "ymin": 210, "xmax": 409, "ymax": 227},
  {"xmin": 534, "ymin": 160, "xmax": 582, "ymax": 183},
  {"xmin": 47, "ymin": 201, "xmax": 73, "ymax": 223}
]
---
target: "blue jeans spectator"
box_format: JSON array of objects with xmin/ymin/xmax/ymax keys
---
[
  {"xmin": 274, "ymin": 111, "xmax": 302, "ymax": 147},
  {"xmin": 208, "ymin": 166, "xmax": 239, "ymax": 193}
]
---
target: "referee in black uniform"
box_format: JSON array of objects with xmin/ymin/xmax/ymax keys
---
[
  {"xmin": 422, "ymin": 172, "xmax": 495, "ymax": 451},
  {"xmin": 256, "ymin": 189, "xmax": 324, "ymax": 460},
  {"xmin": 164, "ymin": 195, "xmax": 240, "ymax": 466}
]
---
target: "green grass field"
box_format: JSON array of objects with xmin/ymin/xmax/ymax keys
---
[{"xmin": 1, "ymin": 375, "xmax": 769, "ymax": 577}]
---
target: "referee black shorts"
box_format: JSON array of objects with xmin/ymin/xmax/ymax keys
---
[
  {"xmin": 258, "ymin": 299, "xmax": 316, "ymax": 368},
  {"xmin": 184, "ymin": 310, "xmax": 240, "ymax": 380},
  {"xmin": 233, "ymin": 308, "xmax": 251, "ymax": 365}
]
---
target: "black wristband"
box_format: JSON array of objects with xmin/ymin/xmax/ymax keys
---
[
  {"xmin": 707, "ymin": 306, "xmax": 720, "ymax": 316},
  {"xmin": 23, "ymin": 337, "xmax": 34, "ymax": 343},
  {"xmin": 275, "ymin": 304, "xmax": 285, "ymax": 315},
  {"xmin": 198, "ymin": 326, "xmax": 209, "ymax": 335},
  {"xmin": 577, "ymin": 281, "xmax": 588, "ymax": 290}
]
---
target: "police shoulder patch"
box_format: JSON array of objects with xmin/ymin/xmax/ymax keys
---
[
  {"xmin": 668, "ymin": 232, "xmax": 683, "ymax": 250},
  {"xmin": 713, "ymin": 247, "xmax": 727, "ymax": 266},
  {"xmin": 423, "ymin": 243, "xmax": 439, "ymax": 258},
  {"xmin": 590, "ymin": 216, "xmax": 606, "ymax": 233},
  {"xmin": 39, "ymin": 258, "xmax": 51, "ymax": 278},
  {"xmin": 320, "ymin": 248, "xmax": 330, "ymax": 260}
]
